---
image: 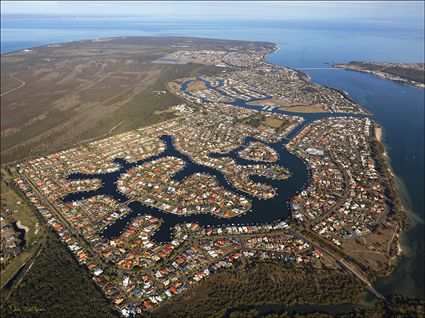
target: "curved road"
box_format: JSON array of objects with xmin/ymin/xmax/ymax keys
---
[{"xmin": 1, "ymin": 73, "xmax": 26, "ymax": 97}]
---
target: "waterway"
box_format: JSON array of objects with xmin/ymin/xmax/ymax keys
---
[
  {"xmin": 12, "ymin": 221, "xmax": 26, "ymax": 249},
  {"xmin": 59, "ymin": 56, "xmax": 423, "ymax": 300},
  {"xmin": 180, "ymin": 73, "xmax": 425, "ymax": 299},
  {"xmin": 63, "ymin": 134, "xmax": 309, "ymax": 242},
  {"xmin": 62, "ymin": 76, "xmax": 369, "ymax": 244},
  {"xmin": 289, "ymin": 68, "xmax": 424, "ymax": 299},
  {"xmin": 2, "ymin": 16, "xmax": 423, "ymax": 299}
]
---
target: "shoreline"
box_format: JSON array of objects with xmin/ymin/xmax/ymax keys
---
[
  {"xmin": 374, "ymin": 125, "xmax": 382, "ymax": 142},
  {"xmin": 334, "ymin": 63, "xmax": 425, "ymax": 90},
  {"xmin": 16, "ymin": 220, "xmax": 30, "ymax": 233},
  {"xmin": 4, "ymin": 36, "xmax": 422, "ymax": 309},
  {"xmin": 1, "ymin": 36, "xmax": 277, "ymax": 56},
  {"xmin": 371, "ymin": 122, "xmax": 409, "ymax": 277},
  {"xmin": 262, "ymin": 48, "xmax": 370, "ymax": 116}
]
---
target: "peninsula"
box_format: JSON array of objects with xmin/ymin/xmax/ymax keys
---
[
  {"xmin": 1, "ymin": 37, "xmax": 406, "ymax": 317},
  {"xmin": 335, "ymin": 61, "xmax": 425, "ymax": 89}
]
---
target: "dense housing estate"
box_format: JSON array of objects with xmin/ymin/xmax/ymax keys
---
[{"xmin": 5, "ymin": 39, "xmax": 402, "ymax": 316}]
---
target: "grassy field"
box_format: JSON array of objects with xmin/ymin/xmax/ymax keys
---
[
  {"xmin": 1, "ymin": 249, "xmax": 37, "ymax": 290},
  {"xmin": 279, "ymin": 104, "xmax": 327, "ymax": 113},
  {"xmin": 1, "ymin": 36, "xmax": 257, "ymax": 164},
  {"xmin": 0, "ymin": 170, "xmax": 45, "ymax": 289},
  {"xmin": 107, "ymin": 63, "xmax": 222, "ymax": 133},
  {"xmin": 262, "ymin": 118, "xmax": 284, "ymax": 128},
  {"xmin": 1, "ymin": 181, "xmax": 42, "ymax": 246},
  {"xmin": 186, "ymin": 79, "xmax": 207, "ymax": 92}
]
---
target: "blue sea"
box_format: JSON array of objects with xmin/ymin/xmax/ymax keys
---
[{"xmin": 1, "ymin": 16, "xmax": 424, "ymax": 299}]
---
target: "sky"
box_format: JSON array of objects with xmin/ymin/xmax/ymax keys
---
[{"xmin": 1, "ymin": 1, "xmax": 424, "ymax": 23}]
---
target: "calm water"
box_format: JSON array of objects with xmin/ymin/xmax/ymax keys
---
[
  {"xmin": 62, "ymin": 79, "xmax": 366, "ymax": 242},
  {"xmin": 64, "ymin": 134, "xmax": 309, "ymax": 242},
  {"xmin": 1, "ymin": 17, "xmax": 423, "ymax": 298}
]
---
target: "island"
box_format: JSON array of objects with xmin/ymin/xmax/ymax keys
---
[
  {"xmin": 334, "ymin": 61, "xmax": 425, "ymax": 89},
  {"xmin": 1, "ymin": 37, "xmax": 406, "ymax": 317}
]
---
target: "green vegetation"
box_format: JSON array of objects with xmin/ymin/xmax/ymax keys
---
[
  {"xmin": 79, "ymin": 63, "xmax": 223, "ymax": 144},
  {"xmin": 370, "ymin": 135, "xmax": 406, "ymax": 231},
  {"xmin": 238, "ymin": 114, "xmax": 291, "ymax": 134},
  {"xmin": 1, "ymin": 36, "xmax": 242, "ymax": 163},
  {"xmin": 1, "ymin": 230, "xmax": 119, "ymax": 318},
  {"xmin": 152, "ymin": 262, "xmax": 365, "ymax": 318},
  {"xmin": 1, "ymin": 180, "xmax": 41, "ymax": 246},
  {"xmin": 110, "ymin": 63, "xmax": 222, "ymax": 132},
  {"xmin": 1, "ymin": 169, "xmax": 45, "ymax": 289},
  {"xmin": 0, "ymin": 244, "xmax": 44, "ymax": 291},
  {"xmin": 226, "ymin": 295, "xmax": 425, "ymax": 318},
  {"xmin": 345, "ymin": 62, "xmax": 424, "ymax": 84}
]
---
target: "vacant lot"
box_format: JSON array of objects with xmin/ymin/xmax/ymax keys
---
[
  {"xmin": 247, "ymin": 99, "xmax": 328, "ymax": 113},
  {"xmin": 187, "ymin": 79, "xmax": 208, "ymax": 91}
]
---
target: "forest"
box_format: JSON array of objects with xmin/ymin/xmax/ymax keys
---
[
  {"xmin": 225, "ymin": 294, "xmax": 425, "ymax": 318},
  {"xmin": 152, "ymin": 261, "xmax": 365, "ymax": 318},
  {"xmin": 0, "ymin": 230, "xmax": 119, "ymax": 318}
]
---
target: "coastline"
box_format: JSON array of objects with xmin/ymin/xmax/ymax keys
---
[
  {"xmin": 374, "ymin": 172, "xmax": 424, "ymax": 297},
  {"xmin": 3, "ymin": 36, "xmax": 422, "ymax": 309},
  {"xmin": 262, "ymin": 45, "xmax": 370, "ymax": 115},
  {"xmin": 374, "ymin": 125, "xmax": 382, "ymax": 143},
  {"xmin": 371, "ymin": 122, "xmax": 407, "ymax": 271},
  {"xmin": 262, "ymin": 45, "xmax": 409, "ymax": 291},
  {"xmin": 266, "ymin": 50, "xmax": 414, "ymax": 293},
  {"xmin": 334, "ymin": 64, "xmax": 425, "ymax": 90},
  {"xmin": 364, "ymin": 86, "xmax": 422, "ymax": 297}
]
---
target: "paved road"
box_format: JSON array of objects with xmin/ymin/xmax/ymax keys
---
[
  {"xmin": 338, "ymin": 257, "xmax": 385, "ymax": 299},
  {"xmin": 1, "ymin": 73, "xmax": 26, "ymax": 97},
  {"xmin": 21, "ymin": 169, "xmax": 386, "ymax": 302},
  {"xmin": 1, "ymin": 245, "xmax": 44, "ymax": 308},
  {"xmin": 294, "ymin": 228, "xmax": 386, "ymax": 300},
  {"xmin": 296, "ymin": 68, "xmax": 340, "ymax": 70}
]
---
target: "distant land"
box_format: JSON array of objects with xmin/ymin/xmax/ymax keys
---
[
  {"xmin": 3, "ymin": 35, "xmax": 425, "ymax": 318},
  {"xmin": 334, "ymin": 61, "xmax": 425, "ymax": 89},
  {"xmin": 1, "ymin": 36, "xmax": 411, "ymax": 317},
  {"xmin": 1, "ymin": 36, "xmax": 273, "ymax": 163}
]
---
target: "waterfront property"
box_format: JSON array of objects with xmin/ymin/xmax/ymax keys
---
[{"xmin": 8, "ymin": 40, "xmax": 402, "ymax": 316}]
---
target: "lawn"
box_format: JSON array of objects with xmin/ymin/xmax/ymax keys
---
[
  {"xmin": 262, "ymin": 118, "xmax": 283, "ymax": 128},
  {"xmin": 1, "ymin": 171, "xmax": 45, "ymax": 289},
  {"xmin": 1, "ymin": 180, "xmax": 42, "ymax": 246}
]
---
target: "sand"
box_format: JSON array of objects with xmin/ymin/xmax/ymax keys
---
[
  {"xmin": 16, "ymin": 220, "xmax": 30, "ymax": 233},
  {"xmin": 375, "ymin": 125, "xmax": 382, "ymax": 142}
]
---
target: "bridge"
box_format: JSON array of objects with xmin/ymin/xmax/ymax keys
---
[{"xmin": 296, "ymin": 67, "xmax": 340, "ymax": 70}]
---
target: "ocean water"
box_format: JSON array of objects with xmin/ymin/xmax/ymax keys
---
[
  {"xmin": 2, "ymin": 17, "xmax": 424, "ymax": 63},
  {"xmin": 1, "ymin": 16, "xmax": 424, "ymax": 298}
]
